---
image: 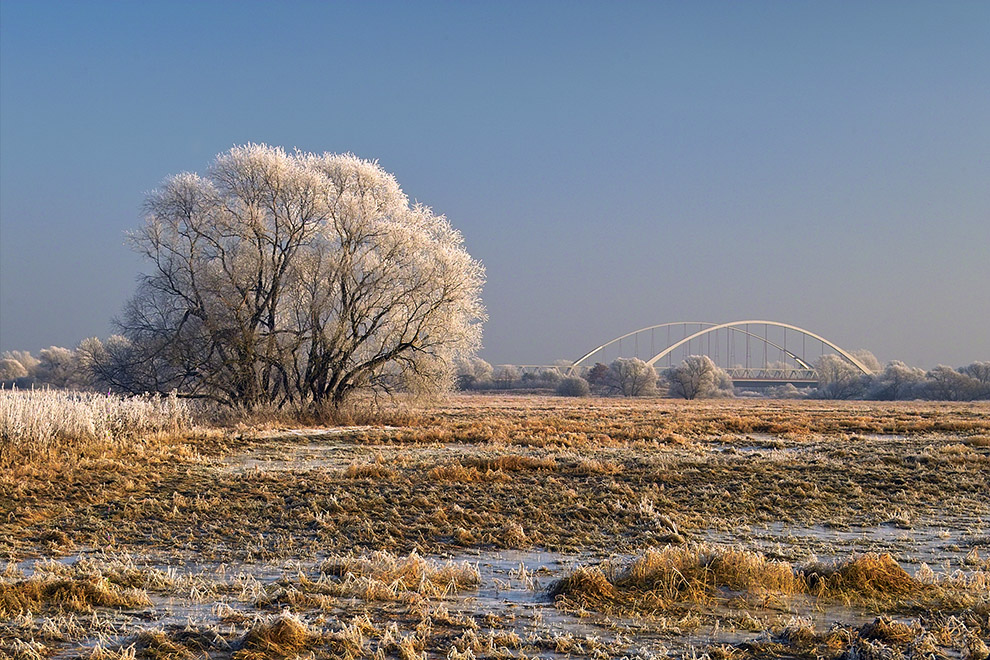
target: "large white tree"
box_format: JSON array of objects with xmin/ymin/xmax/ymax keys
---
[{"xmin": 104, "ymin": 145, "xmax": 485, "ymax": 410}]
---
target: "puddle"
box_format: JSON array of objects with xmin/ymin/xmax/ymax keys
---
[
  {"xmin": 13, "ymin": 541, "xmax": 985, "ymax": 659},
  {"xmin": 704, "ymin": 521, "xmax": 987, "ymax": 571},
  {"xmin": 251, "ymin": 425, "xmax": 400, "ymax": 439}
]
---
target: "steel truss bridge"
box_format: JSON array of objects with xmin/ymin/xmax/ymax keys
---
[{"xmin": 523, "ymin": 320, "xmax": 874, "ymax": 388}]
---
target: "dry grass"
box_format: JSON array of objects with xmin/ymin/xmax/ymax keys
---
[
  {"xmin": 0, "ymin": 572, "xmax": 152, "ymax": 615},
  {"xmin": 0, "ymin": 387, "xmax": 192, "ymax": 469},
  {"xmin": 4, "ymin": 396, "xmax": 988, "ymax": 561},
  {"xmin": 235, "ymin": 613, "xmax": 314, "ymax": 659},
  {"xmin": 319, "ymin": 551, "xmax": 480, "ymax": 599},
  {"xmin": 427, "ymin": 463, "xmax": 509, "ymax": 482},
  {"xmin": 2, "ymin": 395, "xmax": 989, "ymax": 658},
  {"xmin": 803, "ymin": 552, "xmax": 928, "ymax": 604},
  {"xmin": 553, "ymin": 546, "xmax": 987, "ymax": 614},
  {"xmin": 551, "ymin": 544, "xmax": 801, "ymax": 612},
  {"xmin": 254, "ymin": 551, "xmax": 481, "ymax": 611}
]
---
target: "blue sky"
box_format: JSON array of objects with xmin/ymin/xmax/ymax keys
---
[{"xmin": 1, "ymin": 1, "xmax": 988, "ymax": 368}]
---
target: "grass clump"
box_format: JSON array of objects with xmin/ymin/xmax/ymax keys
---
[
  {"xmin": 258, "ymin": 551, "xmax": 482, "ymax": 605},
  {"xmin": 428, "ymin": 463, "xmax": 508, "ymax": 482},
  {"xmin": 803, "ymin": 553, "xmax": 927, "ymax": 605},
  {"xmin": 464, "ymin": 453, "xmax": 556, "ymax": 472},
  {"xmin": 235, "ymin": 613, "xmax": 314, "ymax": 659},
  {"xmin": 0, "ymin": 574, "xmax": 152, "ymax": 615},
  {"xmin": 551, "ymin": 544, "xmax": 800, "ymax": 613},
  {"xmin": 552, "ymin": 547, "xmax": 983, "ymax": 615}
]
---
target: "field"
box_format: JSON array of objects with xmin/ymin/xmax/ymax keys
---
[{"xmin": 2, "ymin": 394, "xmax": 989, "ymax": 659}]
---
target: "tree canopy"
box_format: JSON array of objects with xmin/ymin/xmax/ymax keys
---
[{"xmin": 97, "ymin": 145, "xmax": 485, "ymax": 410}]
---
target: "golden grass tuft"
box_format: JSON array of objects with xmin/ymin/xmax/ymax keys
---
[
  {"xmin": 858, "ymin": 616, "xmax": 922, "ymax": 644},
  {"xmin": 0, "ymin": 574, "xmax": 152, "ymax": 614},
  {"xmin": 776, "ymin": 618, "xmax": 821, "ymax": 647},
  {"xmin": 549, "ymin": 566, "xmax": 618, "ymax": 604},
  {"xmin": 496, "ymin": 522, "xmax": 529, "ymax": 548},
  {"xmin": 344, "ymin": 460, "xmax": 398, "ymax": 479},
  {"xmin": 427, "ymin": 463, "xmax": 508, "ymax": 482},
  {"xmin": 551, "ymin": 546, "xmax": 976, "ymax": 615},
  {"xmin": 552, "ymin": 544, "xmax": 801, "ymax": 612},
  {"xmin": 316, "ymin": 551, "xmax": 480, "ymax": 601},
  {"xmin": 464, "ymin": 453, "xmax": 557, "ymax": 472},
  {"xmin": 803, "ymin": 553, "xmax": 925, "ymax": 603},
  {"xmin": 235, "ymin": 613, "xmax": 313, "ymax": 659},
  {"xmin": 127, "ymin": 631, "xmax": 197, "ymax": 660}
]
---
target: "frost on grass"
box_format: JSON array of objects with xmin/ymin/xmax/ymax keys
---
[
  {"xmin": 0, "ymin": 388, "xmax": 191, "ymax": 468},
  {"xmin": 551, "ymin": 546, "xmax": 988, "ymax": 614},
  {"xmin": 255, "ymin": 551, "xmax": 481, "ymax": 609}
]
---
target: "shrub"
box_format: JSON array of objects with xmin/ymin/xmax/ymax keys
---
[{"xmin": 556, "ymin": 376, "xmax": 590, "ymax": 397}]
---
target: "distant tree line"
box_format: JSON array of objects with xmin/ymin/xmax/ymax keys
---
[
  {"xmin": 449, "ymin": 353, "xmax": 990, "ymax": 401},
  {"xmin": 4, "ymin": 345, "xmax": 987, "ymax": 402},
  {"xmin": 453, "ymin": 355, "xmax": 735, "ymax": 399},
  {"xmin": 813, "ymin": 355, "xmax": 990, "ymax": 401}
]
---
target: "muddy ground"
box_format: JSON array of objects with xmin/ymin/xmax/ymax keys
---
[{"xmin": 2, "ymin": 397, "xmax": 988, "ymax": 659}]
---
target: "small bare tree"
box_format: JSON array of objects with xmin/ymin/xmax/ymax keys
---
[
  {"xmin": 926, "ymin": 365, "xmax": 981, "ymax": 401},
  {"xmin": 493, "ymin": 365, "xmax": 520, "ymax": 390},
  {"xmin": 606, "ymin": 358, "xmax": 658, "ymax": 397},
  {"xmin": 960, "ymin": 361, "xmax": 990, "ymax": 385},
  {"xmin": 814, "ymin": 354, "xmax": 865, "ymax": 399},
  {"xmin": 2, "ymin": 351, "xmax": 39, "ymax": 376},
  {"xmin": 664, "ymin": 355, "xmax": 733, "ymax": 399},
  {"xmin": 556, "ymin": 376, "xmax": 590, "ymax": 397},
  {"xmin": 864, "ymin": 361, "xmax": 927, "ymax": 400},
  {"xmin": 454, "ymin": 357, "xmax": 494, "ymax": 390}
]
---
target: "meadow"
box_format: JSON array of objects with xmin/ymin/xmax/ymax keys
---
[{"xmin": 1, "ymin": 391, "xmax": 988, "ymax": 659}]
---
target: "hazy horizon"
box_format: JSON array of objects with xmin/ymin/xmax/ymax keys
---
[{"xmin": 2, "ymin": 1, "xmax": 988, "ymax": 370}]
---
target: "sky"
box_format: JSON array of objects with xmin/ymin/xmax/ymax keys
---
[{"xmin": 1, "ymin": 1, "xmax": 988, "ymax": 369}]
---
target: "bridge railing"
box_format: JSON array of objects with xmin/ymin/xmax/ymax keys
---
[{"xmin": 724, "ymin": 367, "xmax": 817, "ymax": 380}]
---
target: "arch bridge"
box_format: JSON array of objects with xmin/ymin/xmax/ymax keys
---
[{"xmin": 564, "ymin": 320, "xmax": 873, "ymax": 387}]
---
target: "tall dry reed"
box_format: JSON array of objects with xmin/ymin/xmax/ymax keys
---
[{"xmin": 0, "ymin": 387, "xmax": 191, "ymax": 467}]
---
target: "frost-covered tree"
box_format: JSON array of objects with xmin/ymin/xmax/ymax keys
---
[
  {"xmin": 664, "ymin": 355, "xmax": 733, "ymax": 399},
  {"xmin": 926, "ymin": 365, "xmax": 982, "ymax": 401},
  {"xmin": 556, "ymin": 376, "xmax": 590, "ymax": 397},
  {"xmin": 851, "ymin": 349, "xmax": 882, "ymax": 373},
  {"xmin": 35, "ymin": 346, "xmax": 91, "ymax": 389},
  {"xmin": 520, "ymin": 368, "xmax": 563, "ymax": 388},
  {"xmin": 2, "ymin": 350, "xmax": 39, "ymax": 376},
  {"xmin": 605, "ymin": 358, "xmax": 658, "ymax": 397},
  {"xmin": 493, "ymin": 365, "xmax": 520, "ymax": 390},
  {"xmin": 959, "ymin": 361, "xmax": 990, "ymax": 386},
  {"xmin": 814, "ymin": 354, "xmax": 866, "ymax": 399},
  {"xmin": 454, "ymin": 357, "xmax": 494, "ymax": 390},
  {"xmin": 108, "ymin": 144, "xmax": 485, "ymax": 410},
  {"xmin": 585, "ymin": 362, "xmax": 610, "ymax": 394},
  {"xmin": 864, "ymin": 361, "xmax": 927, "ymax": 400},
  {"xmin": 0, "ymin": 358, "xmax": 28, "ymax": 381}
]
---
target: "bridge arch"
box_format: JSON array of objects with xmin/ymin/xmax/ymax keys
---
[
  {"xmin": 568, "ymin": 320, "xmax": 873, "ymax": 381},
  {"xmin": 642, "ymin": 320, "xmax": 873, "ymax": 374},
  {"xmin": 570, "ymin": 322, "xmax": 818, "ymax": 374},
  {"xmin": 570, "ymin": 322, "xmax": 714, "ymax": 373}
]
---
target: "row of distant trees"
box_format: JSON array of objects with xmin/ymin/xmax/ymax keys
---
[
  {"xmin": 815, "ymin": 355, "xmax": 990, "ymax": 401},
  {"xmin": 452, "ymin": 354, "xmax": 990, "ymax": 401},
  {"xmin": 4, "ymin": 347, "xmax": 987, "ymax": 402},
  {"xmin": 455, "ymin": 355, "xmax": 737, "ymax": 399}
]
